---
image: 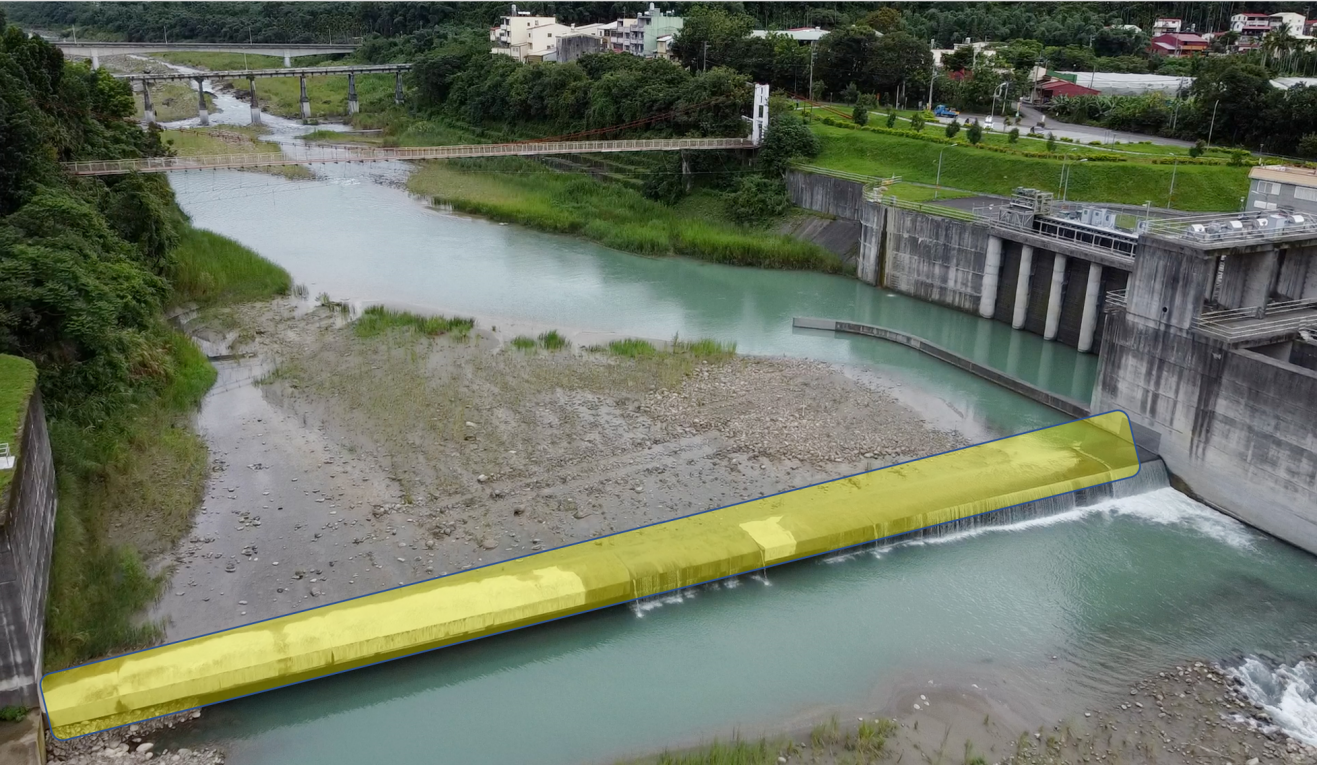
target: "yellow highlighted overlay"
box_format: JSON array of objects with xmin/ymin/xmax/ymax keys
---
[{"xmin": 42, "ymin": 413, "xmax": 1140, "ymax": 737}]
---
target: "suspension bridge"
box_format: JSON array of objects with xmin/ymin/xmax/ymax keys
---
[{"xmin": 63, "ymin": 84, "xmax": 771, "ymax": 176}]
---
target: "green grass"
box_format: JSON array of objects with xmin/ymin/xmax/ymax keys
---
[
  {"xmin": 410, "ymin": 160, "xmax": 844, "ymax": 273},
  {"xmin": 353, "ymin": 306, "xmax": 474, "ymax": 339},
  {"xmin": 162, "ymin": 126, "xmax": 312, "ymax": 179},
  {"xmin": 169, "ymin": 228, "xmax": 292, "ymax": 307},
  {"xmin": 537, "ymin": 330, "xmax": 569, "ymax": 351},
  {"xmin": 883, "ymin": 182, "xmax": 975, "ymax": 203},
  {"xmin": 0, "ymin": 705, "xmax": 28, "ymax": 722},
  {"xmin": 0, "ymin": 355, "xmax": 38, "ymax": 501},
  {"xmin": 509, "ymin": 336, "xmax": 537, "ymax": 351},
  {"xmin": 607, "ymin": 338, "xmax": 657, "ymax": 358},
  {"xmin": 44, "ymin": 332, "xmax": 216, "ymax": 669},
  {"xmin": 810, "ymin": 122, "xmax": 1248, "ymax": 211}
]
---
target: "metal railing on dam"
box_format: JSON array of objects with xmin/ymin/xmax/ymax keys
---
[
  {"xmin": 62, "ymin": 138, "xmax": 757, "ymax": 176},
  {"xmin": 41, "ymin": 413, "xmax": 1140, "ymax": 738}
]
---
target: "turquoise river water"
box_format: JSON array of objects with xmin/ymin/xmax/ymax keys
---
[{"xmin": 162, "ymin": 165, "xmax": 1317, "ymax": 765}]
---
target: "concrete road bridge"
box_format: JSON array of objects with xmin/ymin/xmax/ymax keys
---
[
  {"xmin": 55, "ymin": 41, "xmax": 358, "ymax": 69},
  {"xmin": 115, "ymin": 64, "xmax": 413, "ymax": 124}
]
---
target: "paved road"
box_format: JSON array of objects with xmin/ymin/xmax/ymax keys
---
[{"xmin": 953, "ymin": 104, "xmax": 1194, "ymax": 150}]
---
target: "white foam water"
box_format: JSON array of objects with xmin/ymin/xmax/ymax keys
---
[{"xmin": 1231, "ymin": 657, "xmax": 1317, "ymax": 746}]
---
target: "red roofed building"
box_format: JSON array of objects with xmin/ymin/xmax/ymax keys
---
[
  {"xmin": 1034, "ymin": 77, "xmax": 1100, "ymax": 103},
  {"xmin": 1149, "ymin": 32, "xmax": 1209, "ymax": 56}
]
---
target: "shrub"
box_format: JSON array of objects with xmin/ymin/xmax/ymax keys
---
[
  {"xmin": 885, "ymin": 110, "xmax": 897, "ymax": 128},
  {"xmin": 1228, "ymin": 150, "xmax": 1250, "ymax": 166},
  {"xmin": 909, "ymin": 113, "xmax": 926, "ymax": 132},
  {"xmin": 852, "ymin": 103, "xmax": 869, "ymax": 126},
  {"xmin": 1189, "ymin": 139, "xmax": 1206, "ymax": 158},
  {"xmin": 724, "ymin": 175, "xmax": 790, "ymax": 228},
  {"xmin": 966, "ymin": 120, "xmax": 982, "ymax": 145},
  {"xmin": 1046, "ymin": 132, "xmax": 1057, "ymax": 152},
  {"xmin": 1008, "ymin": 127, "xmax": 1020, "ymax": 143},
  {"xmin": 945, "ymin": 119, "xmax": 961, "ymax": 139}
]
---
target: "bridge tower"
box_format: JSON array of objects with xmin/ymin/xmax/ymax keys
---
[{"xmin": 750, "ymin": 83, "xmax": 770, "ymax": 146}]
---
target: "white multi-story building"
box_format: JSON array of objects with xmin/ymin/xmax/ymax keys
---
[
  {"xmin": 1152, "ymin": 18, "xmax": 1182, "ymax": 35},
  {"xmin": 1231, "ymin": 12, "xmax": 1273, "ymax": 36},
  {"xmin": 1270, "ymin": 12, "xmax": 1307, "ymax": 37}
]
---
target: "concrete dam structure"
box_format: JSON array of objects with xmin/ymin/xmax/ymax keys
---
[
  {"xmin": 786, "ymin": 168, "xmax": 1317, "ymax": 554},
  {"xmin": 42, "ymin": 415, "xmax": 1139, "ymax": 738}
]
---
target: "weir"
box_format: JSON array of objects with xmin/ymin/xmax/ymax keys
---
[{"xmin": 42, "ymin": 414, "xmax": 1139, "ymax": 738}]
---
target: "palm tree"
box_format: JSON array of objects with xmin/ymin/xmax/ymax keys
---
[{"xmin": 1261, "ymin": 27, "xmax": 1295, "ymax": 71}]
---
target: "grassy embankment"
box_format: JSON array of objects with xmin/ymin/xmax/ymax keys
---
[
  {"xmin": 410, "ymin": 159, "xmax": 845, "ymax": 272},
  {"xmin": 0, "ymin": 356, "xmax": 39, "ymax": 500},
  {"xmin": 163, "ymin": 124, "xmax": 313, "ymax": 179},
  {"xmin": 808, "ymin": 122, "xmax": 1249, "ymax": 212},
  {"xmin": 158, "ymin": 51, "xmax": 397, "ymax": 121},
  {"xmin": 616, "ymin": 716, "xmax": 897, "ymax": 765},
  {"xmin": 43, "ymin": 231, "xmax": 291, "ymax": 670}
]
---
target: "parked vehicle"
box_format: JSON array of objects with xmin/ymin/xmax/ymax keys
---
[{"xmin": 933, "ymin": 104, "xmax": 959, "ymax": 118}]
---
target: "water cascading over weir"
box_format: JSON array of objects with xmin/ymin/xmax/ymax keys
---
[{"xmin": 41, "ymin": 413, "xmax": 1141, "ymax": 738}]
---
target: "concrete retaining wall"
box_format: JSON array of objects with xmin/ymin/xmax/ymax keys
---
[
  {"xmin": 0, "ymin": 389, "xmax": 57, "ymax": 709},
  {"xmin": 776, "ymin": 213, "xmax": 861, "ymax": 267},
  {"xmin": 1095, "ymin": 313, "xmax": 1317, "ymax": 553},
  {"xmin": 786, "ymin": 170, "xmax": 866, "ymax": 221},
  {"xmin": 883, "ymin": 207, "xmax": 989, "ymax": 314}
]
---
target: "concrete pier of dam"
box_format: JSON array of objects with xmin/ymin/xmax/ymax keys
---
[{"xmin": 784, "ymin": 167, "xmax": 1317, "ymax": 553}]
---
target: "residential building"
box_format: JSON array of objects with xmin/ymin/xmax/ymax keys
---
[
  {"xmin": 655, "ymin": 34, "xmax": 675, "ymax": 60},
  {"xmin": 1032, "ymin": 76, "xmax": 1100, "ymax": 103},
  {"xmin": 606, "ymin": 4, "xmax": 683, "ymax": 58},
  {"xmin": 1152, "ymin": 18, "xmax": 1182, "ymax": 35},
  {"xmin": 1269, "ymin": 12, "xmax": 1306, "ymax": 37},
  {"xmin": 1232, "ymin": 12, "xmax": 1273, "ymax": 38},
  {"xmin": 1149, "ymin": 32, "xmax": 1209, "ymax": 56},
  {"xmin": 1248, "ymin": 165, "xmax": 1317, "ymax": 215},
  {"xmin": 490, "ymin": 6, "xmax": 569, "ymax": 62},
  {"xmin": 557, "ymin": 24, "xmax": 613, "ymax": 63}
]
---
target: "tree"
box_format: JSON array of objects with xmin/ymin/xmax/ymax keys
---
[
  {"xmin": 909, "ymin": 113, "xmax": 926, "ymax": 131},
  {"xmin": 966, "ymin": 119, "xmax": 982, "ymax": 144},
  {"xmin": 1189, "ymin": 139, "xmax": 1206, "ymax": 158},
  {"xmin": 885, "ymin": 110, "xmax": 897, "ymax": 128},
  {"xmin": 1046, "ymin": 132, "xmax": 1057, "ymax": 152},
  {"xmin": 852, "ymin": 102, "xmax": 869, "ymax": 126},
  {"xmin": 860, "ymin": 8, "xmax": 903, "ymax": 34},
  {"xmin": 669, "ymin": 5, "xmax": 755, "ymax": 74},
  {"xmin": 870, "ymin": 31, "xmax": 934, "ymax": 99},
  {"xmin": 757, "ymin": 111, "xmax": 820, "ymax": 177},
  {"xmin": 945, "ymin": 119, "xmax": 960, "ymax": 138},
  {"xmin": 1299, "ymin": 133, "xmax": 1317, "ymax": 159},
  {"xmin": 815, "ymin": 26, "xmax": 885, "ymax": 96},
  {"xmin": 1008, "ymin": 127, "xmax": 1020, "ymax": 143}
]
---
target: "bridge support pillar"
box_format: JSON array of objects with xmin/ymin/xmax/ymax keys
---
[
  {"xmin": 347, "ymin": 73, "xmax": 359, "ymax": 115},
  {"xmin": 248, "ymin": 77, "xmax": 262, "ymax": 125},
  {"xmin": 1044, "ymin": 253, "xmax": 1068, "ymax": 341},
  {"xmin": 195, "ymin": 78, "xmax": 210, "ymax": 127},
  {"xmin": 395, "ymin": 71, "xmax": 404, "ymax": 105},
  {"xmin": 90, "ymin": 50, "xmax": 99, "ymax": 70},
  {"xmin": 1077, "ymin": 263, "xmax": 1104, "ymax": 353},
  {"xmin": 284, "ymin": 52, "xmax": 292, "ymax": 67},
  {"xmin": 1012, "ymin": 245, "xmax": 1033, "ymax": 329},
  {"xmin": 978, "ymin": 235, "xmax": 1003, "ymax": 319},
  {"xmin": 141, "ymin": 82, "xmax": 155, "ymax": 126},
  {"xmin": 300, "ymin": 76, "xmax": 311, "ymax": 121}
]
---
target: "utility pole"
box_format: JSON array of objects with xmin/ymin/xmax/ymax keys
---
[
  {"xmin": 702, "ymin": 41, "xmax": 708, "ymax": 73},
  {"xmin": 926, "ymin": 38, "xmax": 936, "ymax": 111},
  {"xmin": 1207, "ymin": 99, "xmax": 1220, "ymax": 145},
  {"xmin": 1167, "ymin": 157, "xmax": 1179, "ymax": 208},
  {"xmin": 808, "ymin": 41, "xmax": 815, "ymax": 100}
]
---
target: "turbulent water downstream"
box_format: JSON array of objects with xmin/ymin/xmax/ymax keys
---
[{"xmin": 157, "ymin": 110, "xmax": 1317, "ymax": 764}]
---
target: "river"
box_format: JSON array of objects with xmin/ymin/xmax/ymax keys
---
[{"xmin": 160, "ymin": 120, "xmax": 1317, "ymax": 764}]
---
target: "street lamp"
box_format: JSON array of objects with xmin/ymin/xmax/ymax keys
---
[
  {"xmin": 1167, "ymin": 155, "xmax": 1179, "ymax": 208},
  {"xmin": 935, "ymin": 145, "xmax": 955, "ymax": 199},
  {"xmin": 1207, "ymin": 99, "xmax": 1220, "ymax": 146}
]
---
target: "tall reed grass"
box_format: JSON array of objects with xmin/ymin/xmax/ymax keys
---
[{"xmin": 169, "ymin": 228, "xmax": 292, "ymax": 306}]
